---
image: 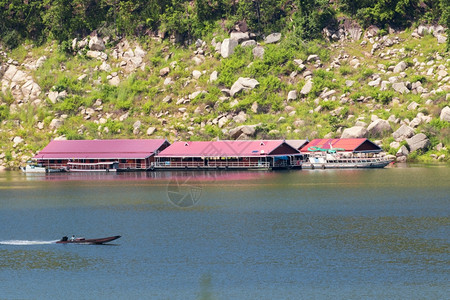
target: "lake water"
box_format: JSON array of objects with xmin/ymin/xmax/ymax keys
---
[{"xmin": 0, "ymin": 166, "xmax": 449, "ymax": 299}]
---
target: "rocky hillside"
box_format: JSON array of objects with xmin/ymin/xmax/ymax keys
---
[{"xmin": 0, "ymin": 24, "xmax": 449, "ymax": 170}]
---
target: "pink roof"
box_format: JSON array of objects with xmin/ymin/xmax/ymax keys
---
[
  {"xmin": 301, "ymin": 138, "xmax": 381, "ymax": 152},
  {"xmin": 34, "ymin": 139, "xmax": 168, "ymax": 159},
  {"xmin": 157, "ymin": 140, "xmax": 298, "ymax": 157}
]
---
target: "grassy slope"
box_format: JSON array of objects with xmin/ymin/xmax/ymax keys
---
[{"xmin": 0, "ymin": 29, "xmax": 449, "ymax": 168}]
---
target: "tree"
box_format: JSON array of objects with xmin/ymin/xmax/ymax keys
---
[{"xmin": 440, "ymin": 0, "xmax": 450, "ymax": 49}]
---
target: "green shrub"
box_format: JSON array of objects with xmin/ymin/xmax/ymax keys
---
[
  {"xmin": 361, "ymin": 68, "xmax": 374, "ymax": 79},
  {"xmin": 410, "ymin": 74, "xmax": 427, "ymax": 84},
  {"xmin": 104, "ymin": 120, "xmax": 124, "ymax": 134},
  {"xmin": 0, "ymin": 105, "xmax": 10, "ymax": 121},
  {"xmin": 142, "ymin": 100, "xmax": 155, "ymax": 114},
  {"xmin": 0, "ymin": 91, "xmax": 15, "ymax": 105},
  {"xmin": 375, "ymin": 90, "xmax": 395, "ymax": 105},
  {"xmin": 339, "ymin": 65, "xmax": 352, "ymax": 76},
  {"xmin": 55, "ymin": 96, "xmax": 84, "ymax": 114}
]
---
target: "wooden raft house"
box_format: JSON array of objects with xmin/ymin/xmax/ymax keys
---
[
  {"xmin": 154, "ymin": 140, "xmax": 301, "ymax": 170},
  {"xmin": 33, "ymin": 139, "xmax": 170, "ymax": 172}
]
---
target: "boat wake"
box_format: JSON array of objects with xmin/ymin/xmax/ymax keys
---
[{"xmin": 0, "ymin": 240, "xmax": 58, "ymax": 245}]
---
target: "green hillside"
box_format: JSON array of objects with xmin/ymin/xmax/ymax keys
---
[{"xmin": 0, "ymin": 1, "xmax": 449, "ymax": 169}]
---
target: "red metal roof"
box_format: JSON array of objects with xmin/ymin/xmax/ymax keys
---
[
  {"xmin": 34, "ymin": 139, "xmax": 168, "ymax": 159},
  {"xmin": 300, "ymin": 138, "xmax": 381, "ymax": 153},
  {"xmin": 157, "ymin": 140, "xmax": 299, "ymax": 157}
]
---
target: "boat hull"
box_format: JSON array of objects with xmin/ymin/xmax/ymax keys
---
[
  {"xmin": 302, "ymin": 160, "xmax": 392, "ymax": 169},
  {"xmin": 56, "ymin": 235, "xmax": 121, "ymax": 245}
]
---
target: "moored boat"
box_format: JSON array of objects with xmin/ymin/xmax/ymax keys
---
[
  {"xmin": 56, "ymin": 235, "xmax": 121, "ymax": 244},
  {"xmin": 301, "ymin": 153, "xmax": 393, "ymax": 169},
  {"xmin": 21, "ymin": 161, "xmax": 66, "ymax": 173}
]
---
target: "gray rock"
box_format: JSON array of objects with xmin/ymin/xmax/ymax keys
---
[
  {"xmin": 133, "ymin": 121, "xmax": 141, "ymax": 135},
  {"xmin": 13, "ymin": 136, "xmax": 24, "ymax": 144},
  {"xmin": 264, "ymin": 33, "xmax": 281, "ymax": 44},
  {"xmin": 440, "ymin": 106, "xmax": 450, "ymax": 121},
  {"xmin": 48, "ymin": 91, "xmax": 59, "ymax": 104},
  {"xmin": 49, "ymin": 118, "xmax": 63, "ymax": 130},
  {"xmin": 251, "ymin": 101, "xmax": 259, "ymax": 113},
  {"xmin": 367, "ymin": 119, "xmax": 392, "ymax": 136},
  {"xmin": 393, "ymin": 124, "xmax": 415, "ymax": 141},
  {"xmin": 214, "ymin": 42, "xmax": 222, "ymax": 52},
  {"xmin": 163, "ymin": 77, "xmax": 174, "ymax": 85},
  {"xmin": 221, "ymin": 38, "xmax": 238, "ymax": 58},
  {"xmin": 35, "ymin": 56, "xmax": 47, "ymax": 69},
  {"xmin": 341, "ymin": 126, "xmax": 368, "ymax": 138},
  {"xmin": 436, "ymin": 35, "xmax": 447, "ymax": 44},
  {"xmin": 406, "ymin": 133, "xmax": 430, "ymax": 152},
  {"xmin": 119, "ymin": 112, "xmax": 129, "ymax": 121},
  {"xmin": 218, "ymin": 117, "xmax": 228, "ymax": 128},
  {"xmin": 241, "ymin": 40, "xmax": 256, "ymax": 47},
  {"xmin": 230, "ymin": 32, "xmax": 249, "ymax": 43},
  {"xmin": 252, "ymin": 46, "xmax": 264, "ymax": 59},
  {"xmin": 345, "ymin": 80, "xmax": 355, "ymax": 87},
  {"xmin": 209, "ymin": 71, "xmax": 218, "ymax": 82},
  {"xmin": 392, "ymin": 82, "xmax": 410, "ymax": 94},
  {"xmin": 192, "ymin": 70, "xmax": 202, "ymax": 79},
  {"xmin": 77, "ymin": 74, "xmax": 88, "ymax": 81},
  {"xmin": 72, "ymin": 38, "xmax": 78, "ymax": 50},
  {"xmin": 390, "ymin": 141, "xmax": 400, "ymax": 149},
  {"xmin": 368, "ymin": 78, "xmax": 381, "ymax": 87},
  {"xmin": 192, "ymin": 56, "xmax": 203, "ymax": 65},
  {"xmin": 229, "ymin": 124, "xmax": 259, "ymax": 139},
  {"xmin": 230, "ymin": 77, "xmax": 259, "ymax": 97},
  {"xmin": 396, "ymin": 145, "xmax": 410, "ymax": 157},
  {"xmin": 99, "ymin": 61, "xmax": 111, "ymax": 72},
  {"xmin": 407, "ymin": 101, "xmax": 419, "ymax": 110},
  {"xmin": 355, "ymin": 121, "xmax": 367, "ymax": 127},
  {"xmin": 89, "ymin": 36, "xmax": 105, "ymax": 51},
  {"xmin": 233, "ymin": 112, "xmax": 247, "ymax": 123},
  {"xmin": 287, "ymin": 90, "xmax": 297, "ymax": 101},
  {"xmin": 87, "ymin": 50, "xmax": 108, "ymax": 61},
  {"xmin": 134, "ymin": 46, "xmax": 146, "ymax": 58},
  {"xmin": 109, "ymin": 76, "xmax": 120, "ymax": 86},
  {"xmin": 300, "ymin": 80, "xmax": 313, "ymax": 95},
  {"xmin": 307, "ymin": 55, "xmax": 319, "ymax": 62},
  {"xmin": 417, "ymin": 25, "xmax": 428, "ymax": 36},
  {"xmin": 393, "ymin": 61, "xmax": 407, "ymax": 73},
  {"xmin": 160, "ymin": 67, "xmax": 170, "ymax": 77}
]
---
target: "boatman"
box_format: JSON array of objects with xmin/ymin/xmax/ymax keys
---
[{"xmin": 70, "ymin": 235, "xmax": 75, "ymax": 241}]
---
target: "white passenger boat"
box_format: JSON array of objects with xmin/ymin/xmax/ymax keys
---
[{"xmin": 21, "ymin": 162, "xmax": 66, "ymax": 173}]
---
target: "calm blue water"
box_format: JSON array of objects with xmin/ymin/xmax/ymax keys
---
[{"xmin": 0, "ymin": 166, "xmax": 449, "ymax": 299}]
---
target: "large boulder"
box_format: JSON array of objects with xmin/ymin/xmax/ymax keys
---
[
  {"xmin": 287, "ymin": 90, "xmax": 298, "ymax": 101},
  {"xmin": 241, "ymin": 40, "xmax": 256, "ymax": 47},
  {"xmin": 159, "ymin": 67, "xmax": 170, "ymax": 77},
  {"xmin": 440, "ymin": 106, "xmax": 450, "ymax": 122},
  {"xmin": 229, "ymin": 124, "xmax": 259, "ymax": 139},
  {"xmin": 230, "ymin": 77, "xmax": 259, "ymax": 97},
  {"xmin": 49, "ymin": 118, "xmax": 63, "ymax": 130},
  {"xmin": 230, "ymin": 32, "xmax": 249, "ymax": 43},
  {"xmin": 367, "ymin": 119, "xmax": 392, "ymax": 136},
  {"xmin": 265, "ymin": 33, "xmax": 281, "ymax": 44},
  {"xmin": 341, "ymin": 126, "xmax": 368, "ymax": 138},
  {"xmin": 393, "ymin": 61, "xmax": 407, "ymax": 73},
  {"xmin": 392, "ymin": 82, "xmax": 410, "ymax": 94},
  {"xmin": 221, "ymin": 38, "xmax": 238, "ymax": 58},
  {"xmin": 392, "ymin": 124, "xmax": 415, "ymax": 141},
  {"xmin": 88, "ymin": 36, "xmax": 105, "ymax": 51},
  {"xmin": 406, "ymin": 133, "xmax": 430, "ymax": 152},
  {"xmin": 252, "ymin": 46, "xmax": 264, "ymax": 59},
  {"xmin": 396, "ymin": 145, "xmax": 409, "ymax": 157},
  {"xmin": 300, "ymin": 80, "xmax": 313, "ymax": 95}
]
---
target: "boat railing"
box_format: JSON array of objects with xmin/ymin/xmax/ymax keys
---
[{"xmin": 154, "ymin": 161, "xmax": 271, "ymax": 168}]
